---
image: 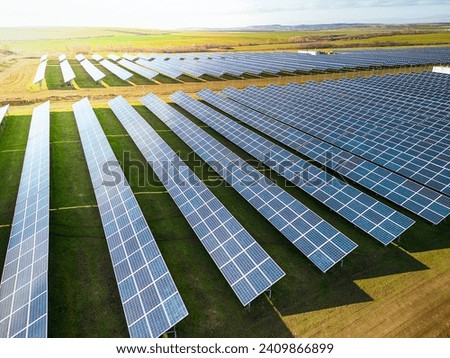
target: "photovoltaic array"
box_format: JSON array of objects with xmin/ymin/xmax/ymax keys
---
[
  {"xmin": 142, "ymin": 93, "xmax": 358, "ymax": 271},
  {"xmin": 108, "ymin": 96, "xmax": 285, "ymax": 306},
  {"xmin": 117, "ymin": 59, "xmax": 158, "ymax": 80},
  {"xmin": 218, "ymin": 75, "xmax": 450, "ymax": 225},
  {"xmin": 0, "ymin": 102, "xmax": 50, "ymax": 338},
  {"xmin": 170, "ymin": 91, "xmax": 415, "ymax": 246},
  {"xmin": 72, "ymin": 98, "xmax": 188, "ymax": 338}
]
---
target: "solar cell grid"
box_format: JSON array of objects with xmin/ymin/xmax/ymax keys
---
[
  {"xmin": 170, "ymin": 91, "xmax": 414, "ymax": 246},
  {"xmin": 143, "ymin": 93, "xmax": 358, "ymax": 271},
  {"xmin": 0, "ymin": 101, "xmax": 50, "ymax": 338},
  {"xmin": 212, "ymin": 88, "xmax": 450, "ymax": 225},
  {"xmin": 108, "ymin": 95, "xmax": 285, "ymax": 306},
  {"xmin": 92, "ymin": 54, "xmax": 103, "ymax": 62},
  {"xmin": 108, "ymin": 54, "xmax": 121, "ymax": 62},
  {"xmin": 73, "ymin": 98, "xmax": 188, "ymax": 338},
  {"xmin": 236, "ymin": 77, "xmax": 450, "ymax": 196},
  {"xmin": 75, "ymin": 54, "xmax": 86, "ymax": 62}
]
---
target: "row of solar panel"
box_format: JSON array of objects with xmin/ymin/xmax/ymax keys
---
[
  {"xmin": 34, "ymin": 47, "xmax": 450, "ymax": 86},
  {"xmin": 130, "ymin": 48, "xmax": 450, "ymax": 78},
  {"xmin": 0, "ymin": 102, "xmax": 50, "ymax": 338},
  {"xmin": 167, "ymin": 91, "xmax": 415, "ymax": 246},
  {"xmin": 2, "ymin": 71, "xmax": 447, "ymax": 336},
  {"xmin": 221, "ymin": 73, "xmax": 450, "ymax": 197},
  {"xmin": 216, "ymin": 81, "xmax": 450, "ymax": 225},
  {"xmin": 0, "ymin": 97, "xmax": 290, "ymax": 337},
  {"xmin": 141, "ymin": 94, "xmax": 358, "ymax": 271},
  {"xmin": 72, "ymin": 98, "xmax": 188, "ymax": 338}
]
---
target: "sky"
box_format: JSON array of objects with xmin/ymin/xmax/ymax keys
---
[{"xmin": 0, "ymin": 0, "xmax": 449, "ymax": 29}]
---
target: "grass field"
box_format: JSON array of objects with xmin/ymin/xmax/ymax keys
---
[
  {"xmin": 1, "ymin": 25, "xmax": 449, "ymax": 55},
  {"xmin": 0, "ymin": 94, "xmax": 448, "ymax": 337}
]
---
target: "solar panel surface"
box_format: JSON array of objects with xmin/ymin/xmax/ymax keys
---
[
  {"xmin": 72, "ymin": 98, "xmax": 188, "ymax": 338},
  {"xmin": 0, "ymin": 101, "xmax": 50, "ymax": 338},
  {"xmin": 172, "ymin": 91, "xmax": 415, "ymax": 245},
  {"xmin": 143, "ymin": 93, "xmax": 359, "ymax": 271},
  {"xmin": 108, "ymin": 96, "xmax": 285, "ymax": 306}
]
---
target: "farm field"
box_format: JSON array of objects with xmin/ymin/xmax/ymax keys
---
[
  {"xmin": 0, "ymin": 25, "xmax": 449, "ymax": 55},
  {"xmin": 0, "ymin": 24, "xmax": 449, "ymax": 339}
]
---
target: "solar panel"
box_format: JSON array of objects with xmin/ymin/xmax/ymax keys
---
[
  {"xmin": 135, "ymin": 59, "xmax": 181, "ymax": 79},
  {"xmin": 175, "ymin": 90, "xmax": 415, "ymax": 245},
  {"xmin": 0, "ymin": 105, "xmax": 9, "ymax": 126},
  {"xmin": 122, "ymin": 53, "xmax": 137, "ymax": 61},
  {"xmin": 108, "ymin": 54, "xmax": 121, "ymax": 62},
  {"xmin": 117, "ymin": 59, "xmax": 159, "ymax": 80},
  {"xmin": 59, "ymin": 60, "xmax": 76, "ymax": 84},
  {"xmin": 92, "ymin": 54, "xmax": 104, "ymax": 62},
  {"xmin": 143, "ymin": 93, "xmax": 358, "ymax": 271},
  {"xmin": 99, "ymin": 59, "xmax": 133, "ymax": 81},
  {"xmin": 39, "ymin": 54, "xmax": 47, "ymax": 63},
  {"xmin": 79, "ymin": 59, "xmax": 106, "ymax": 82},
  {"xmin": 219, "ymin": 86, "xmax": 450, "ymax": 225},
  {"xmin": 114, "ymin": 48, "xmax": 450, "ymax": 80},
  {"xmin": 0, "ymin": 101, "xmax": 50, "ymax": 338},
  {"xmin": 72, "ymin": 98, "xmax": 188, "ymax": 338},
  {"xmin": 75, "ymin": 54, "xmax": 86, "ymax": 62},
  {"xmin": 58, "ymin": 54, "xmax": 67, "ymax": 62},
  {"xmin": 108, "ymin": 96, "xmax": 285, "ymax": 306},
  {"xmin": 33, "ymin": 60, "xmax": 47, "ymax": 84}
]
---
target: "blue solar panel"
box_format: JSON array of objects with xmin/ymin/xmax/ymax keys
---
[
  {"xmin": 108, "ymin": 96, "xmax": 285, "ymax": 306},
  {"xmin": 216, "ymin": 86, "xmax": 450, "ymax": 225},
  {"xmin": 73, "ymin": 98, "xmax": 188, "ymax": 338},
  {"xmin": 179, "ymin": 90, "xmax": 416, "ymax": 245},
  {"xmin": 225, "ymin": 74, "xmax": 450, "ymax": 196},
  {"xmin": 142, "ymin": 93, "xmax": 358, "ymax": 271},
  {"xmin": 131, "ymin": 48, "xmax": 450, "ymax": 79},
  {"xmin": 0, "ymin": 101, "xmax": 50, "ymax": 338}
]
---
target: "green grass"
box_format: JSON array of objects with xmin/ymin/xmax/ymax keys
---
[{"xmin": 48, "ymin": 111, "xmax": 127, "ymax": 337}]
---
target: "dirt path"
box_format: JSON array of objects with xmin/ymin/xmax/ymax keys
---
[
  {"xmin": 1, "ymin": 56, "xmax": 434, "ymax": 114},
  {"xmin": 283, "ymin": 248, "xmax": 450, "ymax": 337}
]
